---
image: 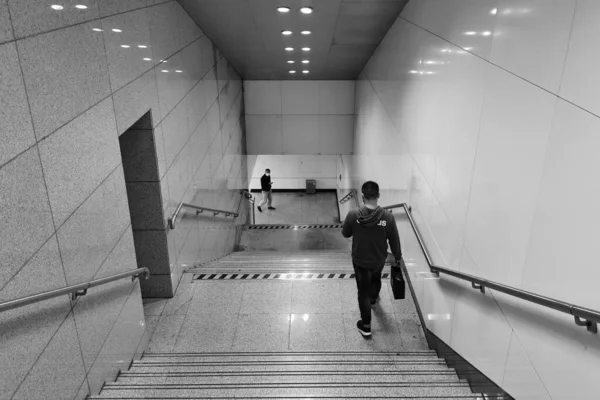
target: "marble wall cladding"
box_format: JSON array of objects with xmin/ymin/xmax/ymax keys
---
[
  {"xmin": 101, "ymin": 7, "xmax": 152, "ymax": 92},
  {"xmin": 0, "ymin": 0, "xmax": 245, "ymax": 396},
  {"xmin": 18, "ymin": 21, "xmax": 111, "ymax": 140},
  {"xmin": 39, "ymin": 98, "xmax": 121, "ymax": 227},
  {"xmin": 97, "ymin": 0, "xmax": 146, "ymax": 18},
  {"xmin": 7, "ymin": 0, "xmax": 100, "ymax": 39},
  {"xmin": 352, "ymin": 2, "xmax": 600, "ymax": 400},
  {"xmin": 0, "ymin": 147, "xmax": 55, "ymax": 289},
  {"xmin": 0, "ymin": 42, "xmax": 35, "ymax": 167},
  {"xmin": 244, "ymin": 81, "xmax": 355, "ymax": 155},
  {"xmin": 0, "ymin": 0, "xmax": 13, "ymax": 44}
]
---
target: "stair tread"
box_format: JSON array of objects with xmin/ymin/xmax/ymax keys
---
[
  {"xmin": 93, "ymin": 384, "xmax": 475, "ymax": 398},
  {"xmin": 115, "ymin": 374, "xmax": 464, "ymax": 384}
]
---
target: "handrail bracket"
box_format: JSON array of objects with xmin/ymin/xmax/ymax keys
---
[
  {"xmin": 574, "ymin": 316, "xmax": 598, "ymax": 334},
  {"xmin": 471, "ymin": 282, "xmax": 485, "ymax": 294},
  {"xmin": 71, "ymin": 288, "xmax": 88, "ymax": 301}
]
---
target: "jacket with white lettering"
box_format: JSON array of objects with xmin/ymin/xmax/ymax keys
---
[{"xmin": 342, "ymin": 206, "xmax": 402, "ymax": 269}]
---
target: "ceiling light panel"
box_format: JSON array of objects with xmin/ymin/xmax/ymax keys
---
[
  {"xmin": 277, "ymin": 6, "xmax": 290, "ymax": 13},
  {"xmin": 300, "ymin": 7, "xmax": 313, "ymax": 14}
]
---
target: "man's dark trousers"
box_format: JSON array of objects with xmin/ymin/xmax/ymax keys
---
[{"xmin": 353, "ymin": 262, "xmax": 384, "ymax": 325}]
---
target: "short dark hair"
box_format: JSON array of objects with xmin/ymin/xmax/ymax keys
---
[
  {"xmin": 361, "ymin": 181, "xmax": 380, "ymax": 200},
  {"xmin": 265, "ymin": 168, "xmax": 271, "ymax": 173}
]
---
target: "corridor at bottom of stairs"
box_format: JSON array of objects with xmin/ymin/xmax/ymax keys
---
[{"xmin": 91, "ymin": 247, "xmax": 486, "ymax": 399}]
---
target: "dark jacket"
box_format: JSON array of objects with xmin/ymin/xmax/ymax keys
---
[
  {"xmin": 260, "ymin": 174, "xmax": 272, "ymax": 191},
  {"xmin": 342, "ymin": 206, "xmax": 402, "ymax": 269}
]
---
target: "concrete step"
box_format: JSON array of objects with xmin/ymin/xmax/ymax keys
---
[
  {"xmin": 116, "ymin": 372, "xmax": 463, "ymax": 385},
  {"xmin": 138, "ymin": 352, "xmax": 438, "ymax": 364},
  {"xmin": 95, "ymin": 382, "xmax": 475, "ymax": 398},
  {"xmin": 142, "ymin": 350, "xmax": 436, "ymax": 358},
  {"xmin": 129, "ymin": 362, "xmax": 450, "ymax": 374}
]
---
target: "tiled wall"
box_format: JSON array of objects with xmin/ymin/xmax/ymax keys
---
[
  {"xmin": 352, "ymin": 1, "xmax": 600, "ymax": 399},
  {"xmin": 0, "ymin": 0, "xmax": 246, "ymax": 398},
  {"xmin": 244, "ymin": 81, "xmax": 355, "ymax": 155},
  {"xmin": 248, "ymin": 155, "xmax": 338, "ymax": 190}
]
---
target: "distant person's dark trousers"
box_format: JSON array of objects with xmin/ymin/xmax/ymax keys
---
[
  {"xmin": 353, "ymin": 262, "xmax": 384, "ymax": 325},
  {"xmin": 258, "ymin": 190, "xmax": 272, "ymax": 208}
]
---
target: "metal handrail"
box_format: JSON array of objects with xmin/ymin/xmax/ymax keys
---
[
  {"xmin": 386, "ymin": 202, "xmax": 600, "ymax": 334},
  {"xmin": 0, "ymin": 268, "xmax": 149, "ymax": 313},
  {"xmin": 338, "ymin": 189, "xmax": 357, "ymax": 205},
  {"xmin": 169, "ymin": 202, "xmax": 239, "ymax": 229}
]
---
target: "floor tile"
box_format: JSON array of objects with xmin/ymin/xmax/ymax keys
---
[
  {"xmin": 239, "ymin": 281, "xmax": 292, "ymax": 314},
  {"xmin": 189, "ymin": 281, "xmax": 245, "ymax": 314},
  {"xmin": 146, "ymin": 314, "xmax": 185, "ymax": 352},
  {"xmin": 289, "ymin": 313, "xmax": 346, "ymax": 351},
  {"xmin": 343, "ymin": 313, "xmax": 403, "ymax": 352},
  {"xmin": 291, "ymin": 281, "xmax": 342, "ymax": 314},
  {"xmin": 231, "ymin": 313, "xmax": 290, "ymax": 352},
  {"xmin": 173, "ymin": 312, "xmax": 238, "ymax": 352}
]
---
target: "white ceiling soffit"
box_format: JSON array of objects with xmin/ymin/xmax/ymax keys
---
[{"xmin": 177, "ymin": 0, "xmax": 409, "ymax": 80}]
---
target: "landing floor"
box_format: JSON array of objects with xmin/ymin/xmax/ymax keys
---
[
  {"xmin": 143, "ymin": 274, "xmax": 427, "ymax": 353},
  {"xmin": 253, "ymin": 191, "xmax": 340, "ymax": 225}
]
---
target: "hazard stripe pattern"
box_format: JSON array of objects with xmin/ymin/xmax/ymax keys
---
[
  {"xmin": 194, "ymin": 273, "xmax": 391, "ymax": 281},
  {"xmin": 248, "ymin": 224, "xmax": 343, "ymax": 230}
]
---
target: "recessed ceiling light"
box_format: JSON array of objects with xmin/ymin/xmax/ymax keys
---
[
  {"xmin": 138, "ymin": 45, "xmax": 147, "ymax": 48},
  {"xmin": 281, "ymin": 30, "xmax": 292, "ymax": 35},
  {"xmin": 92, "ymin": 28, "xmax": 103, "ymax": 32},
  {"xmin": 176, "ymin": 70, "xmax": 183, "ymax": 73},
  {"xmin": 301, "ymin": 30, "xmax": 311, "ymax": 35},
  {"xmin": 302, "ymin": 70, "xmax": 309, "ymax": 74},
  {"xmin": 285, "ymin": 47, "xmax": 294, "ymax": 51},
  {"xmin": 289, "ymin": 70, "xmax": 296, "ymax": 74},
  {"xmin": 301, "ymin": 47, "xmax": 310, "ymax": 52},
  {"xmin": 112, "ymin": 28, "xmax": 122, "ymax": 33},
  {"xmin": 302, "ymin": 60, "xmax": 309, "ymax": 64},
  {"xmin": 161, "ymin": 70, "xmax": 169, "ymax": 73},
  {"xmin": 287, "ymin": 60, "xmax": 295, "ymax": 64},
  {"xmin": 300, "ymin": 7, "xmax": 313, "ymax": 14},
  {"xmin": 75, "ymin": 4, "xmax": 87, "ymax": 9},
  {"xmin": 482, "ymin": 31, "xmax": 492, "ymax": 36},
  {"xmin": 143, "ymin": 58, "xmax": 152, "ymax": 61},
  {"xmin": 121, "ymin": 45, "xmax": 130, "ymax": 48},
  {"xmin": 50, "ymin": 4, "xmax": 64, "ymax": 10},
  {"xmin": 277, "ymin": 6, "xmax": 291, "ymax": 13},
  {"xmin": 464, "ymin": 31, "xmax": 476, "ymax": 35},
  {"xmin": 490, "ymin": 8, "xmax": 498, "ymax": 15}
]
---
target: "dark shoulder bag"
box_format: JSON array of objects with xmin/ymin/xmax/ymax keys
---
[{"xmin": 390, "ymin": 258, "xmax": 406, "ymax": 300}]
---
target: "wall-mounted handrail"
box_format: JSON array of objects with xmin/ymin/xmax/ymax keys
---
[
  {"xmin": 385, "ymin": 202, "xmax": 600, "ymax": 334},
  {"xmin": 0, "ymin": 268, "xmax": 149, "ymax": 313},
  {"xmin": 338, "ymin": 189, "xmax": 357, "ymax": 205},
  {"xmin": 169, "ymin": 202, "xmax": 239, "ymax": 229}
]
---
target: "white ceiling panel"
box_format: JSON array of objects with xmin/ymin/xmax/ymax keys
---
[{"xmin": 177, "ymin": 0, "xmax": 409, "ymax": 80}]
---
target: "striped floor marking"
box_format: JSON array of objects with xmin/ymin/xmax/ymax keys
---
[
  {"xmin": 248, "ymin": 224, "xmax": 343, "ymax": 230},
  {"xmin": 193, "ymin": 273, "xmax": 391, "ymax": 281}
]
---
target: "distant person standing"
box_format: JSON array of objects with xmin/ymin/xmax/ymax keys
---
[
  {"xmin": 257, "ymin": 168, "xmax": 275, "ymax": 212},
  {"xmin": 342, "ymin": 181, "xmax": 403, "ymax": 338}
]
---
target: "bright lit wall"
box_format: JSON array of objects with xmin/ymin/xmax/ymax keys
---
[
  {"xmin": 354, "ymin": 1, "xmax": 600, "ymax": 399},
  {"xmin": 244, "ymin": 81, "xmax": 355, "ymax": 155},
  {"xmin": 248, "ymin": 155, "xmax": 337, "ymax": 190}
]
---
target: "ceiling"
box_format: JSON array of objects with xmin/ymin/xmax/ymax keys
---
[{"xmin": 177, "ymin": 0, "xmax": 409, "ymax": 80}]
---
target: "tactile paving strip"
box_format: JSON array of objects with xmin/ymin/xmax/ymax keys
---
[
  {"xmin": 193, "ymin": 273, "xmax": 390, "ymax": 281},
  {"xmin": 248, "ymin": 224, "xmax": 343, "ymax": 230}
]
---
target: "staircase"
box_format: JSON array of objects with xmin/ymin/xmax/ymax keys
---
[
  {"xmin": 187, "ymin": 250, "xmax": 354, "ymax": 275},
  {"xmin": 91, "ymin": 351, "xmax": 483, "ymax": 399}
]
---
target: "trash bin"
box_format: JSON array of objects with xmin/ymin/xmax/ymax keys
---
[{"xmin": 306, "ymin": 179, "xmax": 316, "ymax": 194}]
